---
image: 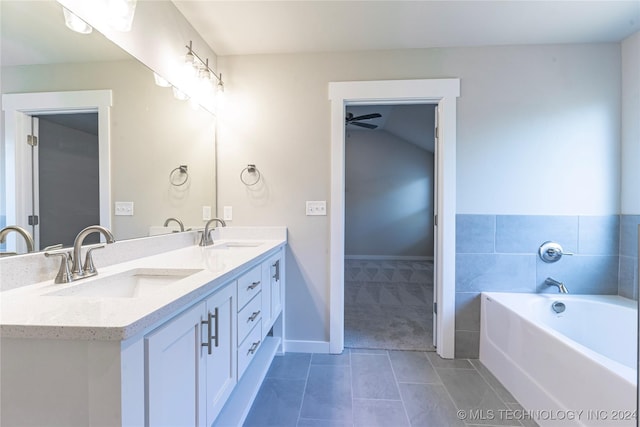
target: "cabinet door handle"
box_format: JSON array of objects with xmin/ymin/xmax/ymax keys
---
[
  {"xmin": 211, "ymin": 307, "xmax": 219, "ymax": 348},
  {"xmin": 247, "ymin": 340, "xmax": 261, "ymax": 355},
  {"xmin": 248, "ymin": 310, "xmax": 261, "ymax": 323},
  {"xmin": 272, "ymin": 260, "xmax": 280, "ymax": 281},
  {"xmin": 247, "ymin": 281, "xmax": 260, "ymax": 290},
  {"xmin": 200, "ymin": 307, "xmax": 219, "ymax": 355},
  {"xmin": 201, "ymin": 313, "xmax": 212, "ymax": 355}
]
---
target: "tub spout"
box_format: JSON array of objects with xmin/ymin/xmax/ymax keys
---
[{"xmin": 544, "ymin": 277, "xmax": 569, "ymax": 294}]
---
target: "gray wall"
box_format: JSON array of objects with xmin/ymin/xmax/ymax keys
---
[
  {"xmin": 345, "ymin": 130, "xmax": 434, "ymax": 258},
  {"xmin": 218, "ymin": 43, "xmax": 623, "ymax": 346}
]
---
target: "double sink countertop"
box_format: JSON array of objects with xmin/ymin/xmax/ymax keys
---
[{"xmin": 0, "ymin": 236, "xmax": 286, "ymax": 341}]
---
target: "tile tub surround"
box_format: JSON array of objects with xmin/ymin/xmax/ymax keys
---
[
  {"xmin": 455, "ymin": 214, "xmax": 622, "ymax": 358},
  {"xmin": 244, "ymin": 349, "xmax": 539, "ymax": 427},
  {"xmin": 618, "ymin": 215, "xmax": 640, "ymax": 299}
]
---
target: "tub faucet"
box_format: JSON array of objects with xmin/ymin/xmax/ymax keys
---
[
  {"xmin": 0, "ymin": 225, "xmax": 35, "ymax": 253},
  {"xmin": 71, "ymin": 225, "xmax": 115, "ymax": 279},
  {"xmin": 199, "ymin": 218, "xmax": 226, "ymax": 247},
  {"xmin": 544, "ymin": 277, "xmax": 569, "ymax": 294},
  {"xmin": 163, "ymin": 217, "xmax": 185, "ymax": 232}
]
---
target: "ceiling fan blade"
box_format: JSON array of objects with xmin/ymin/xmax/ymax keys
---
[
  {"xmin": 350, "ymin": 113, "xmax": 382, "ymax": 121},
  {"xmin": 350, "ymin": 122, "xmax": 378, "ymax": 129}
]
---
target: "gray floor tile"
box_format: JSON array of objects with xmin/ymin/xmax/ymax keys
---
[
  {"xmin": 426, "ymin": 352, "xmax": 474, "ymax": 369},
  {"xmin": 311, "ymin": 351, "xmax": 350, "ymax": 366},
  {"xmin": 297, "ymin": 419, "xmax": 354, "ymax": 427},
  {"xmin": 351, "ymin": 353, "xmax": 401, "ymax": 400},
  {"xmin": 300, "ymin": 364, "xmax": 353, "ymax": 423},
  {"xmin": 505, "ymin": 403, "xmax": 540, "ymax": 427},
  {"xmin": 243, "ymin": 378, "xmax": 306, "ymax": 427},
  {"xmin": 388, "ymin": 350, "xmax": 440, "ymax": 384},
  {"xmin": 353, "ymin": 399, "xmax": 410, "ymax": 427},
  {"xmin": 399, "ymin": 382, "xmax": 465, "ymax": 427},
  {"xmin": 267, "ymin": 353, "xmax": 311, "ymax": 380},
  {"xmin": 436, "ymin": 368, "xmax": 520, "ymax": 426},
  {"xmin": 349, "ymin": 348, "xmax": 388, "ymax": 355},
  {"xmin": 469, "ymin": 359, "xmax": 517, "ymax": 404}
]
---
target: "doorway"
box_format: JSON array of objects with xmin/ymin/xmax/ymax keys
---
[
  {"xmin": 2, "ymin": 90, "xmax": 111, "ymax": 252},
  {"xmin": 34, "ymin": 113, "xmax": 100, "ymax": 249},
  {"xmin": 328, "ymin": 79, "xmax": 460, "ymax": 358},
  {"xmin": 344, "ymin": 103, "xmax": 437, "ymax": 351}
]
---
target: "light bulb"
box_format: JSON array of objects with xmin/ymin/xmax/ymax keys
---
[
  {"xmin": 172, "ymin": 86, "xmax": 189, "ymax": 101},
  {"xmin": 153, "ymin": 72, "xmax": 171, "ymax": 88},
  {"xmin": 62, "ymin": 8, "xmax": 93, "ymax": 34}
]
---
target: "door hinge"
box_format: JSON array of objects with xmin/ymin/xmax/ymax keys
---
[
  {"xmin": 27, "ymin": 135, "xmax": 38, "ymax": 147},
  {"xmin": 433, "ymin": 302, "xmax": 437, "ymax": 314},
  {"xmin": 28, "ymin": 215, "xmax": 39, "ymax": 226},
  {"xmin": 434, "ymin": 214, "xmax": 438, "ymax": 226}
]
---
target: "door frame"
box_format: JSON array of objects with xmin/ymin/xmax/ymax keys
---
[
  {"xmin": 328, "ymin": 79, "xmax": 460, "ymax": 358},
  {"xmin": 2, "ymin": 90, "xmax": 112, "ymax": 251}
]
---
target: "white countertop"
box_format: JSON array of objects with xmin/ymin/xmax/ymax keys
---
[{"xmin": 0, "ymin": 238, "xmax": 286, "ymax": 341}]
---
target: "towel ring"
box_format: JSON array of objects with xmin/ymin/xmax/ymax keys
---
[
  {"xmin": 169, "ymin": 165, "xmax": 189, "ymax": 186},
  {"xmin": 240, "ymin": 164, "xmax": 261, "ymax": 186}
]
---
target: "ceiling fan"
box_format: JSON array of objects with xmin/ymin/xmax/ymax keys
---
[{"xmin": 345, "ymin": 112, "xmax": 382, "ymax": 129}]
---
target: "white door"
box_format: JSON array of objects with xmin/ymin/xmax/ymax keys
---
[
  {"xmin": 205, "ymin": 283, "xmax": 237, "ymax": 426},
  {"xmin": 146, "ymin": 301, "xmax": 207, "ymax": 427}
]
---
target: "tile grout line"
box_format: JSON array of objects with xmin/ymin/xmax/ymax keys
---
[
  {"xmin": 431, "ymin": 357, "xmax": 474, "ymax": 426},
  {"xmin": 386, "ymin": 349, "xmax": 413, "ymax": 426},
  {"xmin": 348, "ymin": 348, "xmax": 356, "ymax": 427},
  {"xmin": 295, "ymin": 354, "xmax": 313, "ymax": 427}
]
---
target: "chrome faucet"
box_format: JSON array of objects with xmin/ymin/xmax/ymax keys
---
[
  {"xmin": 0, "ymin": 225, "xmax": 35, "ymax": 253},
  {"xmin": 71, "ymin": 225, "xmax": 115, "ymax": 279},
  {"xmin": 163, "ymin": 217, "xmax": 185, "ymax": 232},
  {"xmin": 199, "ymin": 218, "xmax": 226, "ymax": 246},
  {"xmin": 544, "ymin": 277, "xmax": 569, "ymax": 294}
]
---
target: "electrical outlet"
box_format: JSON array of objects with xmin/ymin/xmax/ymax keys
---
[
  {"xmin": 306, "ymin": 201, "xmax": 327, "ymax": 216},
  {"xmin": 114, "ymin": 201, "xmax": 134, "ymax": 216},
  {"xmin": 223, "ymin": 206, "xmax": 233, "ymax": 221}
]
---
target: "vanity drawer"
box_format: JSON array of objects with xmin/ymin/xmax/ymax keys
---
[
  {"xmin": 237, "ymin": 265, "xmax": 262, "ymax": 310},
  {"xmin": 238, "ymin": 293, "xmax": 262, "ymax": 344},
  {"xmin": 237, "ymin": 320, "xmax": 262, "ymax": 380}
]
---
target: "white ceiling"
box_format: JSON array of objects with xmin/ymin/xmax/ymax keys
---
[{"xmin": 173, "ymin": 1, "xmax": 640, "ymax": 56}]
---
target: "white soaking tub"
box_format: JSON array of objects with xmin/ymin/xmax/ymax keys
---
[{"xmin": 480, "ymin": 292, "xmax": 637, "ymax": 427}]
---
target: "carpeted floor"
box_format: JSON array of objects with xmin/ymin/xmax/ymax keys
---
[{"xmin": 344, "ymin": 259, "xmax": 435, "ymax": 351}]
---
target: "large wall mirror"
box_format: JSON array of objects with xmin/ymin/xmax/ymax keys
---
[{"xmin": 1, "ymin": 0, "xmax": 216, "ymax": 253}]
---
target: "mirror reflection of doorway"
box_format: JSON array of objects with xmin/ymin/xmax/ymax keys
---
[{"xmin": 33, "ymin": 113, "xmax": 100, "ymax": 249}]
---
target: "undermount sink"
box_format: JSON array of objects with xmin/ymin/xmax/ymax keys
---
[
  {"xmin": 210, "ymin": 241, "xmax": 264, "ymax": 250},
  {"xmin": 45, "ymin": 268, "xmax": 203, "ymax": 298}
]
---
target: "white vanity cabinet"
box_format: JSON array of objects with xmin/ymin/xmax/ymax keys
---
[
  {"xmin": 261, "ymin": 250, "xmax": 283, "ymax": 338},
  {"xmin": 146, "ymin": 281, "xmax": 236, "ymax": 427}
]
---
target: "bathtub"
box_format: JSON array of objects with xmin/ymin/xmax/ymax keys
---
[{"xmin": 479, "ymin": 292, "xmax": 637, "ymax": 427}]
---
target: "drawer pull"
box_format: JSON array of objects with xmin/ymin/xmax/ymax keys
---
[
  {"xmin": 247, "ymin": 340, "xmax": 261, "ymax": 355},
  {"xmin": 247, "ymin": 281, "xmax": 260, "ymax": 290},
  {"xmin": 248, "ymin": 310, "xmax": 261, "ymax": 323}
]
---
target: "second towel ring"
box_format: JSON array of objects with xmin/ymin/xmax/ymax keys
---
[
  {"xmin": 240, "ymin": 164, "xmax": 261, "ymax": 186},
  {"xmin": 170, "ymin": 165, "xmax": 189, "ymax": 186}
]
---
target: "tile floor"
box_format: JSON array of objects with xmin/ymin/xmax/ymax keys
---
[{"xmin": 243, "ymin": 348, "xmax": 538, "ymax": 427}]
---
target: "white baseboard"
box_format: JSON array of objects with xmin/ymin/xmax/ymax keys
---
[
  {"xmin": 284, "ymin": 339, "xmax": 331, "ymax": 354},
  {"xmin": 345, "ymin": 255, "xmax": 433, "ymax": 261}
]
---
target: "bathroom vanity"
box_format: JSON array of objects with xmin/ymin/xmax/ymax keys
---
[{"xmin": 0, "ymin": 228, "xmax": 286, "ymax": 426}]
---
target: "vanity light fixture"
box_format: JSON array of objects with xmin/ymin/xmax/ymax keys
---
[
  {"xmin": 107, "ymin": 0, "xmax": 137, "ymax": 32},
  {"xmin": 183, "ymin": 41, "xmax": 224, "ymax": 94},
  {"xmin": 153, "ymin": 72, "xmax": 171, "ymax": 88},
  {"xmin": 62, "ymin": 7, "xmax": 93, "ymax": 34}
]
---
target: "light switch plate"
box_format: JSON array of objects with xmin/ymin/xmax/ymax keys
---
[
  {"xmin": 115, "ymin": 201, "xmax": 134, "ymax": 216},
  {"xmin": 306, "ymin": 201, "xmax": 327, "ymax": 216},
  {"xmin": 223, "ymin": 206, "xmax": 233, "ymax": 221},
  {"xmin": 202, "ymin": 206, "xmax": 212, "ymax": 221}
]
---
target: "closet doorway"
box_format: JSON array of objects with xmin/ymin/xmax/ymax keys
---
[{"xmin": 344, "ymin": 104, "xmax": 437, "ymax": 351}]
